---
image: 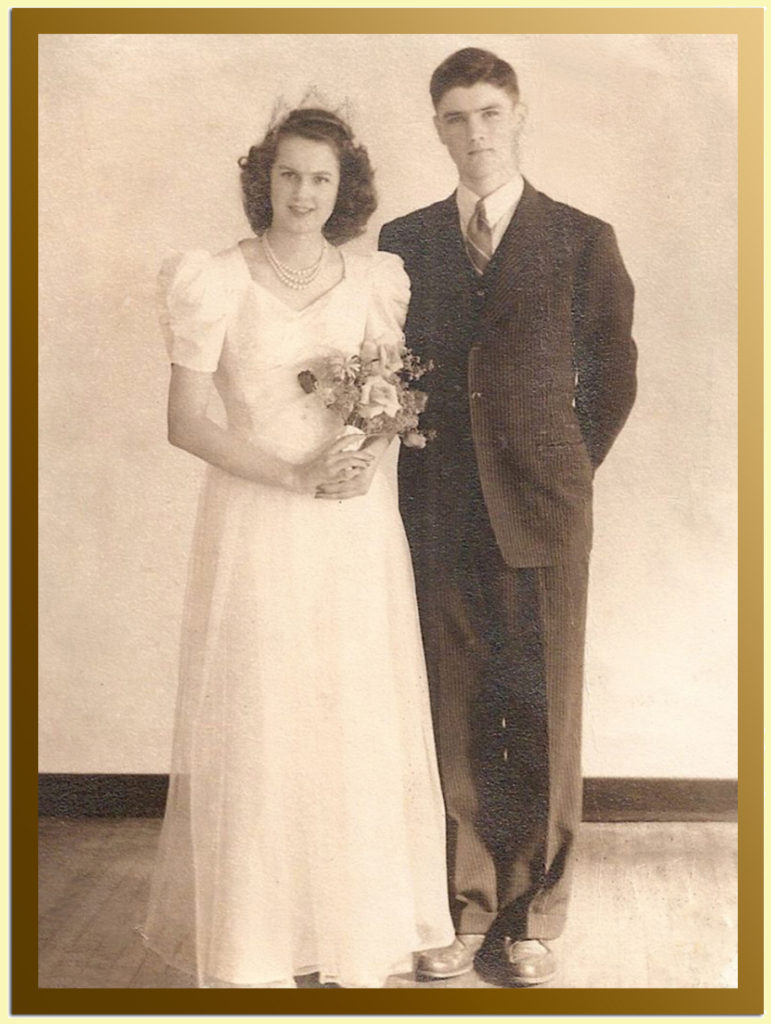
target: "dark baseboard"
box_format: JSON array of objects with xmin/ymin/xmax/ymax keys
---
[
  {"xmin": 37, "ymin": 774, "xmax": 738, "ymax": 822},
  {"xmin": 581, "ymin": 777, "xmax": 737, "ymax": 822},
  {"xmin": 38, "ymin": 774, "xmax": 170, "ymax": 818}
]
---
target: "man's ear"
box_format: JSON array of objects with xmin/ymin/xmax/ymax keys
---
[
  {"xmin": 433, "ymin": 112, "xmax": 445, "ymax": 146},
  {"xmin": 513, "ymin": 101, "xmax": 528, "ymax": 135}
]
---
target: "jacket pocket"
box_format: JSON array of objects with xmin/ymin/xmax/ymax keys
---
[{"xmin": 536, "ymin": 439, "xmax": 594, "ymax": 484}]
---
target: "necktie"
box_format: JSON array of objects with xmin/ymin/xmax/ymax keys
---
[{"xmin": 466, "ymin": 199, "xmax": 493, "ymax": 275}]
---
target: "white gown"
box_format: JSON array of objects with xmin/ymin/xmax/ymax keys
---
[{"xmin": 142, "ymin": 244, "xmax": 454, "ymax": 988}]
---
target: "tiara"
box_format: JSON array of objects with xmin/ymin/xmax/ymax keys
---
[{"xmin": 267, "ymin": 87, "xmax": 356, "ymax": 135}]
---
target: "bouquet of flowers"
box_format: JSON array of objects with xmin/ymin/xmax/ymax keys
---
[{"xmin": 298, "ymin": 339, "xmax": 434, "ymax": 449}]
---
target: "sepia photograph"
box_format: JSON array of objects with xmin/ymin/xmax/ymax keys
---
[{"xmin": 20, "ymin": 10, "xmax": 759, "ymax": 1015}]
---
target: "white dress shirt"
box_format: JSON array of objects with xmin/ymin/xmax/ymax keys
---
[{"xmin": 456, "ymin": 175, "xmax": 525, "ymax": 256}]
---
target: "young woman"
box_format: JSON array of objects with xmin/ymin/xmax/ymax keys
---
[{"xmin": 141, "ymin": 107, "xmax": 453, "ymax": 988}]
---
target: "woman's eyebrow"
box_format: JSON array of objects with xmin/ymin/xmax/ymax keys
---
[{"xmin": 275, "ymin": 163, "xmax": 332, "ymax": 175}]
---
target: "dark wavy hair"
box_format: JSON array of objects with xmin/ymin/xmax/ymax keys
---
[
  {"xmin": 430, "ymin": 48, "xmax": 519, "ymax": 107},
  {"xmin": 238, "ymin": 108, "xmax": 377, "ymax": 245}
]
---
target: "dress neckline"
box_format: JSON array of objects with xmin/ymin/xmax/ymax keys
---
[{"xmin": 235, "ymin": 240, "xmax": 348, "ymax": 315}]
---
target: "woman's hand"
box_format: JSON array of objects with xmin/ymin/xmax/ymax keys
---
[
  {"xmin": 167, "ymin": 366, "xmax": 373, "ymax": 493},
  {"xmin": 314, "ymin": 434, "xmax": 392, "ymax": 500},
  {"xmin": 291, "ymin": 434, "xmax": 377, "ymax": 495},
  {"xmin": 167, "ymin": 365, "xmax": 383, "ymax": 497}
]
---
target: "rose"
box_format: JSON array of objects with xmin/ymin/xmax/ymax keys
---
[
  {"xmin": 360, "ymin": 340, "xmax": 404, "ymax": 375},
  {"xmin": 409, "ymin": 390, "xmax": 429, "ymax": 414},
  {"xmin": 402, "ymin": 431, "xmax": 427, "ymax": 448},
  {"xmin": 358, "ymin": 375, "xmax": 402, "ymax": 419},
  {"xmin": 297, "ymin": 370, "xmax": 318, "ymax": 395}
]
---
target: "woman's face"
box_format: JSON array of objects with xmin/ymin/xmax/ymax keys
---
[{"xmin": 269, "ymin": 134, "xmax": 341, "ymax": 238}]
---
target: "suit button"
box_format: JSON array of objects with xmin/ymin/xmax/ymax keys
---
[{"xmin": 476, "ymin": 288, "xmax": 485, "ymax": 298}]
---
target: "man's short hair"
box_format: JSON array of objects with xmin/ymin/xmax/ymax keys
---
[{"xmin": 430, "ymin": 47, "xmax": 519, "ymax": 108}]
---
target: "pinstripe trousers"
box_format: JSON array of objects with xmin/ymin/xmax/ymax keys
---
[{"xmin": 413, "ymin": 490, "xmax": 589, "ymax": 943}]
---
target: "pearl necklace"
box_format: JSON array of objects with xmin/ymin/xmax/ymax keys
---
[{"xmin": 262, "ymin": 232, "xmax": 327, "ymax": 290}]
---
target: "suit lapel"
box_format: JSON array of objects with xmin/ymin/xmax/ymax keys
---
[
  {"xmin": 417, "ymin": 185, "xmax": 552, "ymax": 329},
  {"xmin": 482, "ymin": 180, "xmax": 550, "ymax": 325},
  {"xmin": 425, "ymin": 195, "xmax": 472, "ymax": 288}
]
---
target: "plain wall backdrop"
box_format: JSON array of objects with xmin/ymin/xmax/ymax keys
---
[{"xmin": 38, "ymin": 33, "xmax": 737, "ymax": 776}]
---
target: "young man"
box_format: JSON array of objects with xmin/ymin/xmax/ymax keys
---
[{"xmin": 379, "ymin": 48, "xmax": 637, "ymax": 986}]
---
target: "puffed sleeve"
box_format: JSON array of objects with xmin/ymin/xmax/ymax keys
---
[
  {"xmin": 157, "ymin": 249, "xmax": 232, "ymax": 372},
  {"xmin": 364, "ymin": 251, "xmax": 411, "ymax": 346}
]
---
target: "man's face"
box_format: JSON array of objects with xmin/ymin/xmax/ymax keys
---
[{"xmin": 434, "ymin": 82, "xmax": 524, "ymax": 196}]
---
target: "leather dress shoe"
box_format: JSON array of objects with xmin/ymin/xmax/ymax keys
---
[
  {"xmin": 501, "ymin": 939, "xmax": 556, "ymax": 986},
  {"xmin": 416, "ymin": 933, "xmax": 486, "ymax": 980}
]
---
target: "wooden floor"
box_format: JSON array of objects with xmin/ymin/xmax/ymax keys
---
[{"xmin": 38, "ymin": 819, "xmax": 737, "ymax": 989}]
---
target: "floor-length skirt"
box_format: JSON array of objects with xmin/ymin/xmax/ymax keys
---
[{"xmin": 142, "ymin": 443, "xmax": 454, "ymax": 987}]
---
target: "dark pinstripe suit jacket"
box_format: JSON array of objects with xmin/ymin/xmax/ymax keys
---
[{"xmin": 379, "ymin": 180, "xmax": 637, "ymax": 568}]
